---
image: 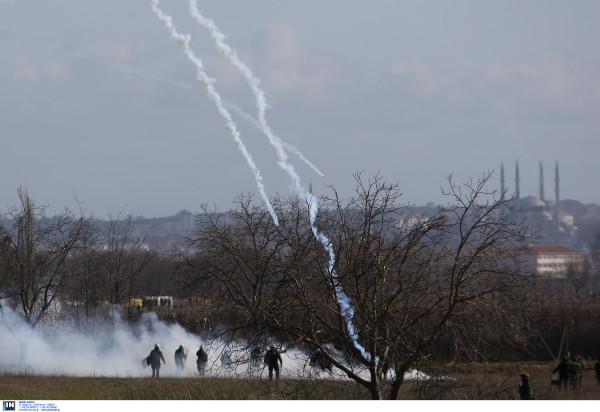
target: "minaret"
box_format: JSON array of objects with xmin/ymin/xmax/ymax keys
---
[
  {"xmin": 500, "ymin": 163, "xmax": 505, "ymax": 200},
  {"xmin": 539, "ymin": 162, "xmax": 545, "ymax": 202},
  {"xmin": 515, "ymin": 161, "xmax": 520, "ymax": 199}
]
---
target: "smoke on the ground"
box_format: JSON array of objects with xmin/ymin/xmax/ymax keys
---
[{"xmin": 0, "ymin": 305, "xmax": 427, "ymax": 380}]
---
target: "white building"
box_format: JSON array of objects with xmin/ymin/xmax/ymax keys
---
[{"xmin": 511, "ymin": 245, "xmax": 586, "ymax": 278}]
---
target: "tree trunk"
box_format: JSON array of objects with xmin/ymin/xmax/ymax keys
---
[
  {"xmin": 389, "ymin": 369, "xmax": 405, "ymax": 400},
  {"xmin": 368, "ymin": 379, "xmax": 383, "ymax": 400}
]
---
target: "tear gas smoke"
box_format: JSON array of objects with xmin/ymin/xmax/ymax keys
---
[
  {"xmin": 179, "ymin": 0, "xmax": 367, "ymax": 359},
  {"xmin": 150, "ymin": 0, "xmax": 279, "ymax": 226},
  {"xmin": 0, "ymin": 305, "xmax": 203, "ymax": 377},
  {"xmin": 307, "ymin": 202, "xmax": 369, "ymax": 359},
  {"xmin": 224, "ymin": 101, "xmax": 325, "ymax": 179},
  {"xmin": 0, "ymin": 305, "xmax": 425, "ymax": 380},
  {"xmin": 0, "ymin": 305, "xmax": 303, "ymax": 378},
  {"xmin": 188, "ymin": 0, "xmax": 325, "ymax": 184}
]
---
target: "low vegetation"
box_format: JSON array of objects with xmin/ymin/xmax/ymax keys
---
[{"xmin": 1, "ymin": 362, "xmax": 598, "ymax": 400}]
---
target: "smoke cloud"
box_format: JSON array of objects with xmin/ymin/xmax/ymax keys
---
[
  {"xmin": 1, "ymin": 305, "xmax": 201, "ymax": 377},
  {"xmin": 0, "ymin": 305, "xmax": 404, "ymax": 380}
]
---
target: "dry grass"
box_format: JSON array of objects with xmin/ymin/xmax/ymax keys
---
[
  {"xmin": 0, "ymin": 374, "xmax": 369, "ymax": 400},
  {"xmin": 413, "ymin": 361, "xmax": 600, "ymax": 400},
  {"xmin": 1, "ymin": 362, "xmax": 598, "ymax": 400}
]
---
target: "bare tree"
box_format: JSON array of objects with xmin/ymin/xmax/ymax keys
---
[
  {"xmin": 179, "ymin": 196, "xmax": 290, "ymax": 349},
  {"xmin": 0, "ymin": 187, "xmax": 95, "ymax": 328},
  {"xmin": 182, "ymin": 172, "xmax": 532, "ymax": 399},
  {"xmin": 62, "ymin": 214, "xmax": 102, "ymax": 321},
  {"xmin": 590, "ymin": 229, "xmax": 600, "ymax": 292},
  {"xmin": 530, "ymin": 257, "xmax": 597, "ymax": 358},
  {"xmin": 100, "ymin": 212, "xmax": 154, "ymax": 318}
]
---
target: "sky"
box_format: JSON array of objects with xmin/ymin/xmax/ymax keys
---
[{"xmin": 1, "ymin": 0, "xmax": 599, "ymax": 218}]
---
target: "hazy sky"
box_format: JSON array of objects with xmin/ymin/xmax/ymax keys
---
[{"xmin": 2, "ymin": 0, "xmax": 599, "ymax": 218}]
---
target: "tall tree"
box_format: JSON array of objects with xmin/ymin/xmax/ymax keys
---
[
  {"xmin": 183, "ymin": 172, "xmax": 532, "ymax": 399},
  {"xmin": 101, "ymin": 212, "xmax": 154, "ymax": 318},
  {"xmin": 0, "ymin": 187, "xmax": 95, "ymax": 328}
]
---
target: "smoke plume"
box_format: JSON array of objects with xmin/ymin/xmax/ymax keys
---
[
  {"xmin": 186, "ymin": 0, "xmax": 367, "ymax": 359},
  {"xmin": 188, "ymin": 0, "xmax": 325, "ymax": 182},
  {"xmin": 150, "ymin": 0, "xmax": 279, "ymax": 226},
  {"xmin": 224, "ymin": 101, "xmax": 325, "ymax": 179}
]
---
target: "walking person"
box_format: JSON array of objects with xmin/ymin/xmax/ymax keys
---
[
  {"xmin": 221, "ymin": 348, "xmax": 233, "ymax": 372},
  {"xmin": 569, "ymin": 355, "xmax": 583, "ymax": 389},
  {"xmin": 518, "ymin": 373, "xmax": 535, "ymax": 400},
  {"xmin": 174, "ymin": 345, "xmax": 187, "ymax": 374},
  {"xmin": 196, "ymin": 345, "xmax": 208, "ymax": 376},
  {"xmin": 552, "ymin": 356, "xmax": 570, "ymax": 390},
  {"xmin": 149, "ymin": 344, "xmax": 166, "ymax": 378},
  {"xmin": 264, "ymin": 345, "xmax": 283, "ymax": 381},
  {"xmin": 552, "ymin": 356, "xmax": 569, "ymax": 389},
  {"xmin": 309, "ymin": 349, "xmax": 332, "ymax": 373},
  {"xmin": 249, "ymin": 346, "xmax": 262, "ymax": 375}
]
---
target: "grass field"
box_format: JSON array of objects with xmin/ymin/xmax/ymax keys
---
[{"xmin": 1, "ymin": 362, "xmax": 599, "ymax": 400}]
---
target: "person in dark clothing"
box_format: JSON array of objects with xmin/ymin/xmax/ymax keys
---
[
  {"xmin": 264, "ymin": 345, "xmax": 283, "ymax": 381},
  {"xmin": 569, "ymin": 355, "xmax": 583, "ymax": 388},
  {"xmin": 552, "ymin": 356, "xmax": 570, "ymax": 390},
  {"xmin": 221, "ymin": 348, "xmax": 233, "ymax": 372},
  {"xmin": 593, "ymin": 359, "xmax": 600, "ymax": 383},
  {"xmin": 518, "ymin": 373, "xmax": 535, "ymax": 400},
  {"xmin": 196, "ymin": 345, "xmax": 208, "ymax": 376},
  {"xmin": 309, "ymin": 349, "xmax": 333, "ymax": 373},
  {"xmin": 174, "ymin": 345, "xmax": 187, "ymax": 374},
  {"xmin": 249, "ymin": 346, "xmax": 262, "ymax": 373},
  {"xmin": 149, "ymin": 344, "xmax": 166, "ymax": 378}
]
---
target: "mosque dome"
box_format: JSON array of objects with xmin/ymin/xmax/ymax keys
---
[{"xmin": 520, "ymin": 196, "xmax": 548, "ymax": 212}]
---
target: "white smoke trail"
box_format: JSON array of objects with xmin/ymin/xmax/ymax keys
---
[
  {"xmin": 188, "ymin": 0, "xmax": 324, "ymax": 190},
  {"xmin": 189, "ymin": 0, "xmax": 325, "ymax": 180},
  {"xmin": 187, "ymin": 0, "xmax": 367, "ymax": 360},
  {"xmin": 150, "ymin": 0, "xmax": 279, "ymax": 226},
  {"xmin": 307, "ymin": 203, "xmax": 369, "ymax": 360},
  {"xmin": 224, "ymin": 101, "xmax": 325, "ymax": 178}
]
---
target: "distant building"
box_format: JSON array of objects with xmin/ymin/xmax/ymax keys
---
[
  {"xmin": 511, "ymin": 245, "xmax": 586, "ymax": 278},
  {"xmin": 392, "ymin": 214, "xmax": 428, "ymax": 230},
  {"xmin": 501, "ymin": 160, "xmax": 582, "ymax": 246}
]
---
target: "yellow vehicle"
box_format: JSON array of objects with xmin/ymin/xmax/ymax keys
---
[{"xmin": 128, "ymin": 298, "xmax": 143, "ymax": 308}]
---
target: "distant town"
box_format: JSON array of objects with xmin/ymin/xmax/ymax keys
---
[
  {"xmin": 140, "ymin": 198, "xmax": 600, "ymax": 254},
  {"xmin": 136, "ymin": 162, "xmax": 600, "ymax": 256}
]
